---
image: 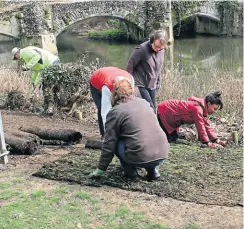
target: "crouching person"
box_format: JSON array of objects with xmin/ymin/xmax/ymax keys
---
[
  {"xmin": 157, "ymin": 91, "xmax": 227, "ymax": 148},
  {"xmin": 89, "ymin": 79, "xmax": 169, "ymax": 181}
]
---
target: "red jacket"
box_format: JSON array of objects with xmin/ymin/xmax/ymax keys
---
[
  {"xmin": 90, "ymin": 66, "xmax": 133, "ymax": 92},
  {"xmin": 157, "ymin": 96, "xmax": 217, "ymax": 143}
]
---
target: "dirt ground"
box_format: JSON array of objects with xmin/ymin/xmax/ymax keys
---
[{"xmin": 0, "ymin": 110, "xmax": 243, "ymax": 229}]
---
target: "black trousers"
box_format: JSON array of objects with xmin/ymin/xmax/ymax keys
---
[
  {"xmin": 90, "ymin": 84, "xmax": 104, "ymax": 137},
  {"xmin": 138, "ymin": 87, "xmax": 156, "ymax": 113},
  {"xmin": 157, "ymin": 114, "xmax": 178, "ymax": 143}
]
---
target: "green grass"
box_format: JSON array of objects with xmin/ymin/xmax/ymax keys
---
[{"xmin": 0, "ymin": 181, "xmax": 173, "ymax": 229}]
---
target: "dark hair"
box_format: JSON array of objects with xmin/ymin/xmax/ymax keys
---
[
  {"xmin": 205, "ymin": 90, "xmax": 223, "ymax": 110},
  {"xmin": 149, "ymin": 29, "xmax": 169, "ymax": 45}
]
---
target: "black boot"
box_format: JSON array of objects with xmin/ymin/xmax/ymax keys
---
[
  {"xmin": 146, "ymin": 167, "xmax": 160, "ymax": 181},
  {"xmin": 121, "ymin": 163, "xmax": 139, "ymax": 182}
]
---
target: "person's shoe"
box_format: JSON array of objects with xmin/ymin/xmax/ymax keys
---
[
  {"xmin": 124, "ymin": 173, "xmax": 140, "ymax": 182},
  {"xmin": 146, "ymin": 168, "xmax": 160, "ymax": 181}
]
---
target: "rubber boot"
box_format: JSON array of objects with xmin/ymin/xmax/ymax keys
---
[{"xmin": 146, "ymin": 167, "xmax": 160, "ymax": 181}]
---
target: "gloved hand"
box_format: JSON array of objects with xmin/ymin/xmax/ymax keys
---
[
  {"xmin": 88, "ymin": 168, "xmax": 105, "ymax": 178},
  {"xmin": 207, "ymin": 142, "xmax": 223, "ymax": 148},
  {"xmin": 216, "ymin": 139, "xmax": 227, "ymax": 146},
  {"xmin": 22, "ymin": 66, "xmax": 29, "ymax": 71}
]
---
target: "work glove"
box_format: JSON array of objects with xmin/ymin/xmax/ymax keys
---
[
  {"xmin": 207, "ymin": 142, "xmax": 223, "ymax": 148},
  {"xmin": 88, "ymin": 168, "xmax": 105, "ymax": 178},
  {"xmin": 216, "ymin": 139, "xmax": 227, "ymax": 146}
]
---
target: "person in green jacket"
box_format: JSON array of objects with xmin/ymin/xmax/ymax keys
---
[{"xmin": 12, "ymin": 46, "xmax": 60, "ymax": 114}]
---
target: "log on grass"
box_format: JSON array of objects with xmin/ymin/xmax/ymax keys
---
[
  {"xmin": 5, "ymin": 134, "xmax": 38, "ymax": 155},
  {"xmin": 85, "ymin": 140, "xmax": 102, "ymax": 150},
  {"xmin": 20, "ymin": 126, "xmax": 82, "ymax": 142}
]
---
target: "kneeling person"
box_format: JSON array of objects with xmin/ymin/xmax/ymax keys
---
[{"xmin": 89, "ymin": 79, "xmax": 169, "ymax": 181}]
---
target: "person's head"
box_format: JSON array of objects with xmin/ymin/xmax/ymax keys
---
[
  {"xmin": 111, "ymin": 78, "xmax": 134, "ymax": 107},
  {"xmin": 205, "ymin": 90, "xmax": 223, "ymax": 115},
  {"xmin": 149, "ymin": 29, "xmax": 169, "ymax": 52},
  {"xmin": 12, "ymin": 47, "xmax": 20, "ymax": 60}
]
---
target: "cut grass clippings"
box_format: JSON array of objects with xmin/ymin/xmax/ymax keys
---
[{"xmin": 34, "ymin": 141, "xmax": 243, "ymax": 207}]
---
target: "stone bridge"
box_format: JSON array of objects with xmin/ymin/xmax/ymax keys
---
[{"xmin": 0, "ymin": 0, "xmax": 243, "ymax": 54}]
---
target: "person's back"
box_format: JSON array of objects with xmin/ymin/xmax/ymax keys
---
[
  {"xmin": 105, "ymin": 97, "xmax": 169, "ymax": 164},
  {"xmin": 20, "ymin": 46, "xmax": 59, "ymax": 70},
  {"xmin": 90, "ymin": 80, "xmax": 169, "ymax": 181},
  {"xmin": 90, "ymin": 66, "xmax": 132, "ymax": 91}
]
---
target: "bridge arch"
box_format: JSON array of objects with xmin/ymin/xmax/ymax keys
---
[
  {"xmin": 55, "ymin": 14, "xmax": 145, "ymax": 41},
  {"xmin": 173, "ymin": 13, "xmax": 221, "ymax": 37}
]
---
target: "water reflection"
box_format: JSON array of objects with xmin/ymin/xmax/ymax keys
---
[
  {"xmin": 57, "ymin": 34, "xmax": 243, "ymax": 71},
  {"xmin": 0, "ymin": 33, "xmax": 242, "ymax": 72},
  {"xmin": 173, "ymin": 36, "xmax": 243, "ymax": 70}
]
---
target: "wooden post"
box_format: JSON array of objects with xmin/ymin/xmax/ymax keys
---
[{"xmin": 0, "ymin": 112, "xmax": 9, "ymax": 164}]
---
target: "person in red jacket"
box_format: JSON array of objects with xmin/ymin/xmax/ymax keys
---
[
  {"xmin": 90, "ymin": 66, "xmax": 134, "ymax": 138},
  {"xmin": 157, "ymin": 91, "xmax": 227, "ymax": 148}
]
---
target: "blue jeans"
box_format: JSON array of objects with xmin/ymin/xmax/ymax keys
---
[
  {"xmin": 138, "ymin": 87, "xmax": 156, "ymax": 113},
  {"xmin": 115, "ymin": 141, "xmax": 164, "ymax": 177}
]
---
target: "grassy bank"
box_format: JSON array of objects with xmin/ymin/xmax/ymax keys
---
[{"xmin": 88, "ymin": 30, "xmax": 128, "ymax": 41}]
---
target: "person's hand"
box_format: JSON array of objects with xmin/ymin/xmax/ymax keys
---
[
  {"xmin": 216, "ymin": 139, "xmax": 227, "ymax": 146},
  {"xmin": 88, "ymin": 168, "xmax": 105, "ymax": 178},
  {"xmin": 207, "ymin": 142, "xmax": 223, "ymax": 148},
  {"xmin": 22, "ymin": 66, "xmax": 29, "ymax": 71}
]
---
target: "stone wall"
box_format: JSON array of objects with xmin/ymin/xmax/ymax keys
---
[
  {"xmin": 0, "ymin": 10, "xmax": 19, "ymax": 39},
  {"xmin": 51, "ymin": 1, "xmax": 147, "ymax": 37},
  {"xmin": 217, "ymin": 1, "xmax": 243, "ymax": 36}
]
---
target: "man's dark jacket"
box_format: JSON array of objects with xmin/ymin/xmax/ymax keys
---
[{"xmin": 126, "ymin": 41, "xmax": 165, "ymax": 89}]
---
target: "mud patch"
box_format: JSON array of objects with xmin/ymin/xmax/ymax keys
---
[{"xmin": 34, "ymin": 143, "xmax": 243, "ymax": 207}]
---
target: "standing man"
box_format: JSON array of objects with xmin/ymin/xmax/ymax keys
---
[
  {"xmin": 126, "ymin": 29, "xmax": 169, "ymax": 112},
  {"xmin": 12, "ymin": 46, "xmax": 60, "ymax": 114}
]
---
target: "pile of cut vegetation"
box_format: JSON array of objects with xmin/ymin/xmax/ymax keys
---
[{"xmin": 34, "ymin": 142, "xmax": 243, "ymax": 207}]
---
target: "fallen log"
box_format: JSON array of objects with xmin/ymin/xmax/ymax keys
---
[
  {"xmin": 20, "ymin": 126, "xmax": 82, "ymax": 142},
  {"xmin": 5, "ymin": 134, "xmax": 38, "ymax": 155},
  {"xmin": 85, "ymin": 140, "xmax": 102, "ymax": 150}
]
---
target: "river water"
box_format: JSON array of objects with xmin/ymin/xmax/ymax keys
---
[
  {"xmin": 0, "ymin": 33, "xmax": 242, "ymax": 72},
  {"xmin": 57, "ymin": 33, "xmax": 243, "ymax": 72}
]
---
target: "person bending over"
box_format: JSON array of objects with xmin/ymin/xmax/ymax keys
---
[
  {"xmin": 157, "ymin": 91, "xmax": 227, "ymax": 148},
  {"xmin": 89, "ymin": 79, "xmax": 169, "ymax": 181},
  {"xmin": 12, "ymin": 46, "xmax": 60, "ymax": 114},
  {"xmin": 90, "ymin": 66, "xmax": 134, "ymax": 138}
]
